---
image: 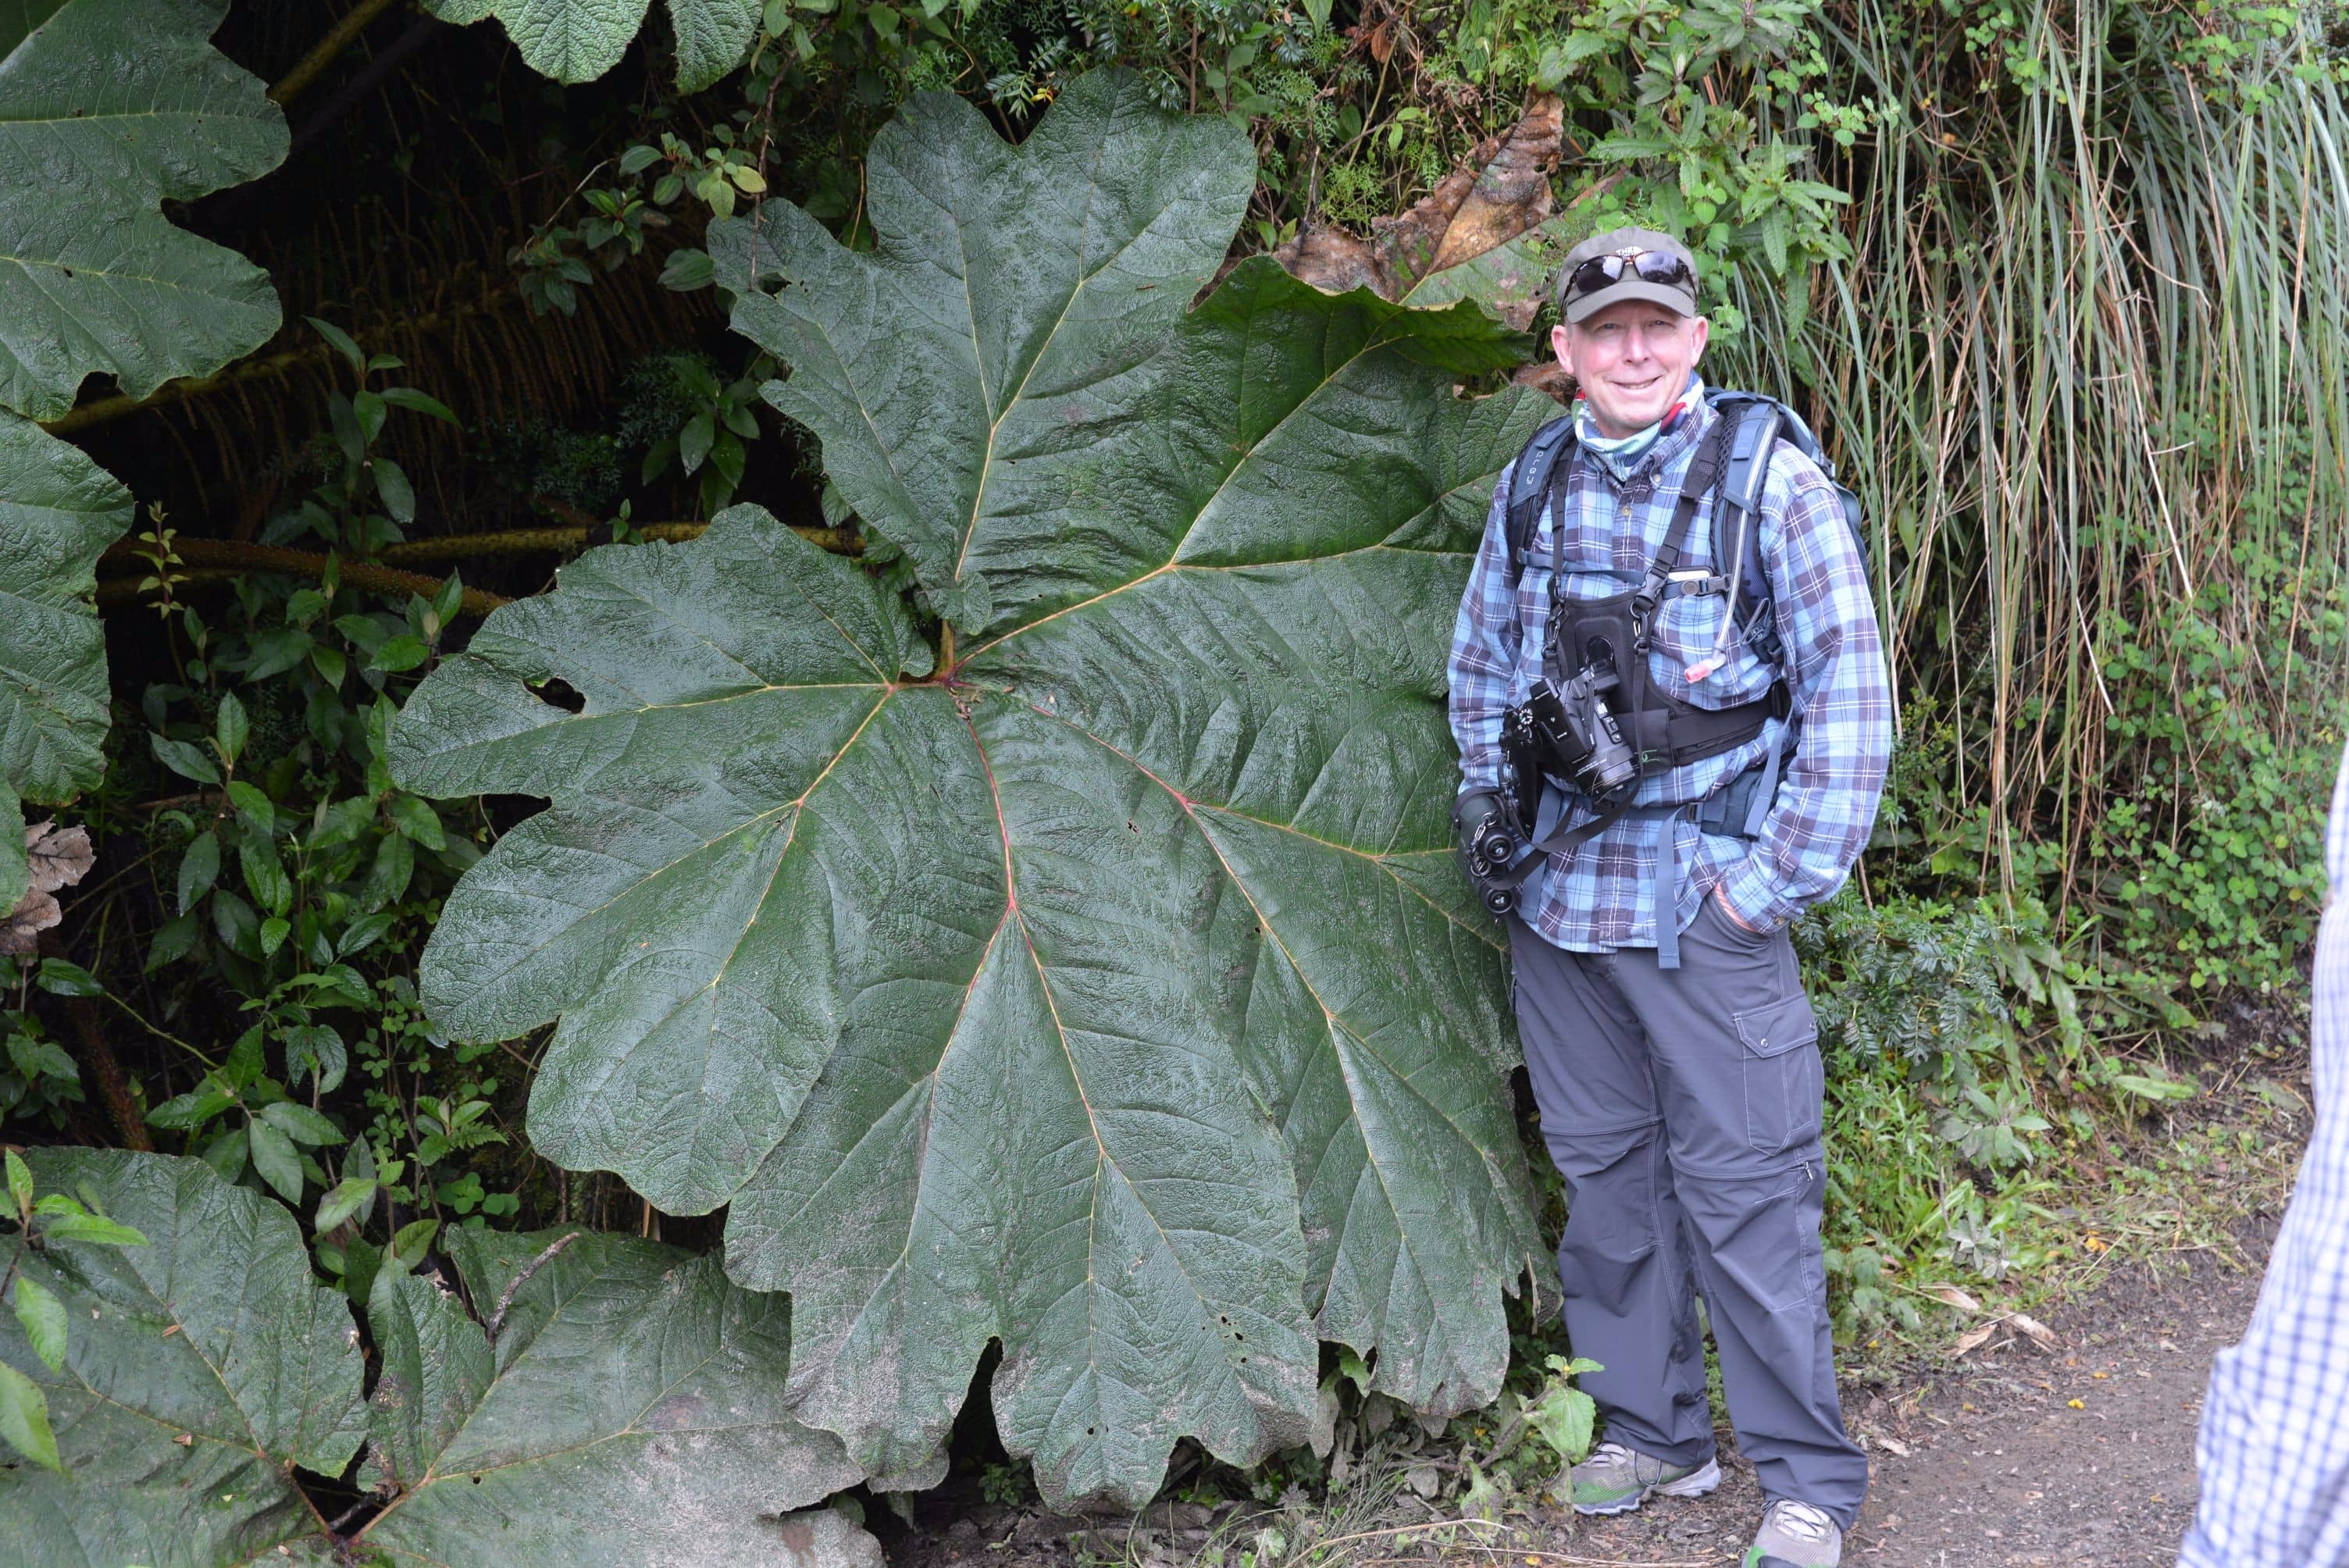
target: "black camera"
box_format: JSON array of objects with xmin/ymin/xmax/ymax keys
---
[
  {"xmin": 1454, "ymin": 791, "xmax": 1524, "ymax": 916},
  {"xmin": 1506, "ymin": 661, "xmax": 1640, "ymax": 798}
]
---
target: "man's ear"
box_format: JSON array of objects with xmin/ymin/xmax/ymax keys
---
[
  {"xmin": 1550, "ymin": 322, "xmax": 1574, "ymax": 374},
  {"xmin": 1687, "ymin": 315, "xmax": 1710, "ymax": 365}
]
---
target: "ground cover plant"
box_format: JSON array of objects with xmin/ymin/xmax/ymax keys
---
[{"xmin": 2, "ymin": 0, "xmax": 2346, "ymax": 1559}]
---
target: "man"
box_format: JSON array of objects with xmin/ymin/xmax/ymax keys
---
[
  {"xmin": 1448, "ymin": 227, "xmax": 1891, "ymax": 1568},
  {"xmin": 2183, "ymin": 739, "xmax": 2349, "ymax": 1565}
]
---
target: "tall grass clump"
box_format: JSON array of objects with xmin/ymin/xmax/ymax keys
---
[{"xmin": 1702, "ymin": 0, "xmax": 2349, "ymax": 1003}]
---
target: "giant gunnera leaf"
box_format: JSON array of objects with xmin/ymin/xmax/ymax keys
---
[
  {"xmin": 426, "ymin": 0, "xmax": 760, "ymax": 90},
  {"xmin": 351, "ymin": 1226, "xmax": 877, "ymax": 1566},
  {"xmin": 391, "ymin": 69, "xmax": 1552, "ymax": 1508},
  {"xmin": 0, "ymin": 1153, "xmax": 885, "ymax": 1567},
  {"xmin": 0, "ymin": 1149, "xmax": 365, "ymax": 1566},
  {"xmin": 0, "ymin": 0, "xmax": 288, "ymax": 422},
  {"xmin": 0, "ymin": 0, "xmax": 289, "ymax": 904},
  {"xmin": 0, "ymin": 415, "xmax": 127, "ymax": 911}
]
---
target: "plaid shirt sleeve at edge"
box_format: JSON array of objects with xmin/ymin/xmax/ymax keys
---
[
  {"xmin": 1447, "ymin": 463, "xmax": 1520, "ymax": 798},
  {"xmin": 2180, "ymin": 739, "xmax": 2349, "ymax": 1567},
  {"xmin": 1713, "ymin": 459, "xmax": 1893, "ymax": 929}
]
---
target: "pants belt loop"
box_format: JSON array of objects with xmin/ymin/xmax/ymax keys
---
[{"xmin": 1656, "ymin": 806, "xmax": 1687, "ymax": 971}]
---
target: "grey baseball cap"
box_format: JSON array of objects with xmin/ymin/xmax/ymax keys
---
[{"xmin": 1554, "ymin": 226, "xmax": 1699, "ymax": 323}]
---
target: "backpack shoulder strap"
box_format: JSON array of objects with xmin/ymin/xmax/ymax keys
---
[
  {"xmin": 1704, "ymin": 390, "xmax": 1788, "ymax": 541},
  {"xmin": 1503, "ymin": 415, "xmax": 1577, "ymax": 573},
  {"xmin": 1701, "ymin": 388, "xmax": 1868, "ymax": 667}
]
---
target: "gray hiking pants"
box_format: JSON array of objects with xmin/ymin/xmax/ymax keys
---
[{"xmin": 1510, "ymin": 896, "xmax": 1867, "ymax": 1525}]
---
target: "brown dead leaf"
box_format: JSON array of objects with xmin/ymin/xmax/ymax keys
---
[
  {"xmin": 1927, "ymin": 1283, "xmax": 1983, "ymax": 1315},
  {"xmin": 2009, "ymin": 1311, "xmax": 2060, "ymax": 1349},
  {"xmin": 2, "ymin": 821, "xmax": 95, "ymax": 955},
  {"xmin": 1950, "ymin": 1321, "xmax": 2001, "ymax": 1357},
  {"xmin": 1274, "ymin": 96, "xmax": 1563, "ymax": 318},
  {"xmin": 27, "ymin": 821, "xmax": 94, "ymax": 895},
  {"xmin": 1512, "ymin": 359, "xmax": 1575, "ymax": 404}
]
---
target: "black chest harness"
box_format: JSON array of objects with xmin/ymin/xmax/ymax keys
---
[{"xmin": 1456, "ymin": 389, "xmax": 1863, "ymax": 966}]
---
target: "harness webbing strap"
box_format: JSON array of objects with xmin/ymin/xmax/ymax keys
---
[
  {"xmin": 1631, "ymin": 420, "xmax": 1735, "ymax": 647},
  {"xmin": 1745, "ymin": 726, "xmax": 1789, "ymax": 839},
  {"xmin": 1656, "ymin": 804, "xmax": 1689, "ymax": 970}
]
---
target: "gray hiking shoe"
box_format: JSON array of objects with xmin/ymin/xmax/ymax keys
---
[
  {"xmin": 1745, "ymin": 1499, "xmax": 1842, "ymax": 1567},
  {"xmin": 1566, "ymin": 1440, "xmax": 1721, "ymax": 1515}
]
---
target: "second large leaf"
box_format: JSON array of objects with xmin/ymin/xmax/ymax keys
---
[{"xmin": 391, "ymin": 69, "xmax": 1549, "ymax": 1508}]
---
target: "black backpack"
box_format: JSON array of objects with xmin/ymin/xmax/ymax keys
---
[{"xmin": 1501, "ymin": 388, "xmax": 1866, "ymax": 667}]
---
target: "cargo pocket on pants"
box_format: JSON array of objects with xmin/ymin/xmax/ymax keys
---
[{"xmin": 1734, "ymin": 994, "xmax": 1822, "ymax": 1156}]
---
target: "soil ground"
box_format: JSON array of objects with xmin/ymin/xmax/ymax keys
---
[
  {"xmin": 1555, "ymin": 1220, "xmax": 2275, "ymax": 1566},
  {"xmin": 878, "ymin": 1007, "xmax": 2309, "ymax": 1568}
]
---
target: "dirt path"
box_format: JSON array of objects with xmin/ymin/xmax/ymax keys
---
[
  {"xmin": 1555, "ymin": 1227, "xmax": 2276, "ymax": 1567},
  {"xmin": 886, "ymin": 1020, "xmax": 2310, "ymax": 1568},
  {"xmin": 894, "ymin": 1229, "xmax": 2277, "ymax": 1568}
]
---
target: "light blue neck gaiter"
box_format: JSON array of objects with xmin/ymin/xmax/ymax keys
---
[{"xmin": 1576, "ymin": 374, "xmax": 1705, "ymax": 479}]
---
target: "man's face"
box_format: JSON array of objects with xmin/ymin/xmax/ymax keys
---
[{"xmin": 1551, "ymin": 299, "xmax": 1709, "ymax": 439}]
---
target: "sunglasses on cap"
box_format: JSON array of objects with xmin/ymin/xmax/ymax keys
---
[{"xmin": 1561, "ymin": 248, "xmax": 1695, "ymax": 305}]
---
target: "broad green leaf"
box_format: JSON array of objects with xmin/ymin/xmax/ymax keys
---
[
  {"xmin": 350, "ymin": 1227, "xmax": 878, "ymax": 1565},
  {"xmin": 151, "ymin": 732, "xmax": 221, "ymax": 786},
  {"xmin": 394, "ymin": 72, "xmax": 1548, "ymax": 1509},
  {"xmin": 176, "ymin": 829, "xmax": 221, "ymax": 914},
  {"xmin": 314, "ymin": 1176, "xmax": 376, "ymax": 1232},
  {"xmin": 426, "ymin": 0, "xmax": 759, "ymax": 91},
  {"xmin": 719, "ymin": 76, "xmax": 1255, "ymax": 622},
  {"xmin": 215, "ymin": 690, "xmax": 249, "ymax": 765},
  {"xmin": 9, "ymin": 1274, "xmax": 65, "ymax": 1372},
  {"xmin": 0, "ymin": 1360, "xmax": 59, "ymax": 1471},
  {"xmin": 248, "ymin": 1117, "xmax": 304, "ymax": 1201},
  {"xmin": 34, "ymin": 1210, "xmax": 146, "ymax": 1249},
  {"xmin": 260, "ymin": 1101, "xmax": 344, "ymax": 1147},
  {"xmin": 0, "ymin": 0, "xmax": 288, "ymax": 420},
  {"xmin": 0, "ymin": 415, "xmax": 130, "ymax": 908},
  {"xmin": 34, "ymin": 957, "xmax": 101, "ymax": 996},
  {"xmin": 0, "ymin": 1149, "xmax": 363, "ymax": 1563}
]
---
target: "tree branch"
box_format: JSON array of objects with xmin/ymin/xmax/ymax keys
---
[
  {"xmin": 486, "ymin": 1230, "xmax": 583, "ymax": 1342},
  {"xmin": 270, "ymin": 0, "xmax": 403, "ymax": 107},
  {"xmin": 96, "ymin": 538, "xmax": 509, "ymax": 617}
]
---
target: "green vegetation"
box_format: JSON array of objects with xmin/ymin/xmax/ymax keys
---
[{"xmin": 1, "ymin": 0, "xmax": 2344, "ymax": 1555}]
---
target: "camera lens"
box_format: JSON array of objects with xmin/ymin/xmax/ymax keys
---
[{"xmin": 1483, "ymin": 886, "xmax": 1517, "ymax": 915}]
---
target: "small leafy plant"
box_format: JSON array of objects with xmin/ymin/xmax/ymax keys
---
[{"xmin": 0, "ymin": 1149, "xmax": 149, "ymax": 1470}]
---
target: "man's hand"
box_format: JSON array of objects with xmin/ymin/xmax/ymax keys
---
[{"xmin": 1713, "ymin": 881, "xmax": 1768, "ymax": 934}]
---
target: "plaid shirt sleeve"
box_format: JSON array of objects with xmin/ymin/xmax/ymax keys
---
[
  {"xmin": 1447, "ymin": 462, "xmax": 1522, "ymax": 798},
  {"xmin": 1712, "ymin": 457, "xmax": 1891, "ymax": 928},
  {"xmin": 2181, "ymin": 739, "xmax": 2349, "ymax": 1566}
]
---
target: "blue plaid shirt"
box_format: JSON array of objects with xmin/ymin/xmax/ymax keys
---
[
  {"xmin": 1446, "ymin": 392, "xmax": 1891, "ymax": 952},
  {"xmin": 2183, "ymin": 739, "xmax": 2349, "ymax": 1566}
]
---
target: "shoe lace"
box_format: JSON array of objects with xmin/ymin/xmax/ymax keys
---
[
  {"xmin": 1588, "ymin": 1441, "xmax": 1638, "ymax": 1466},
  {"xmin": 1766, "ymin": 1500, "xmax": 1836, "ymax": 1541}
]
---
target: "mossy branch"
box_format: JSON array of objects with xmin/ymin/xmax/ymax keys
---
[
  {"xmin": 270, "ymin": 0, "xmax": 402, "ymax": 107},
  {"xmin": 96, "ymin": 539, "xmax": 508, "ymax": 618},
  {"xmin": 93, "ymin": 522, "xmax": 862, "ymax": 616}
]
